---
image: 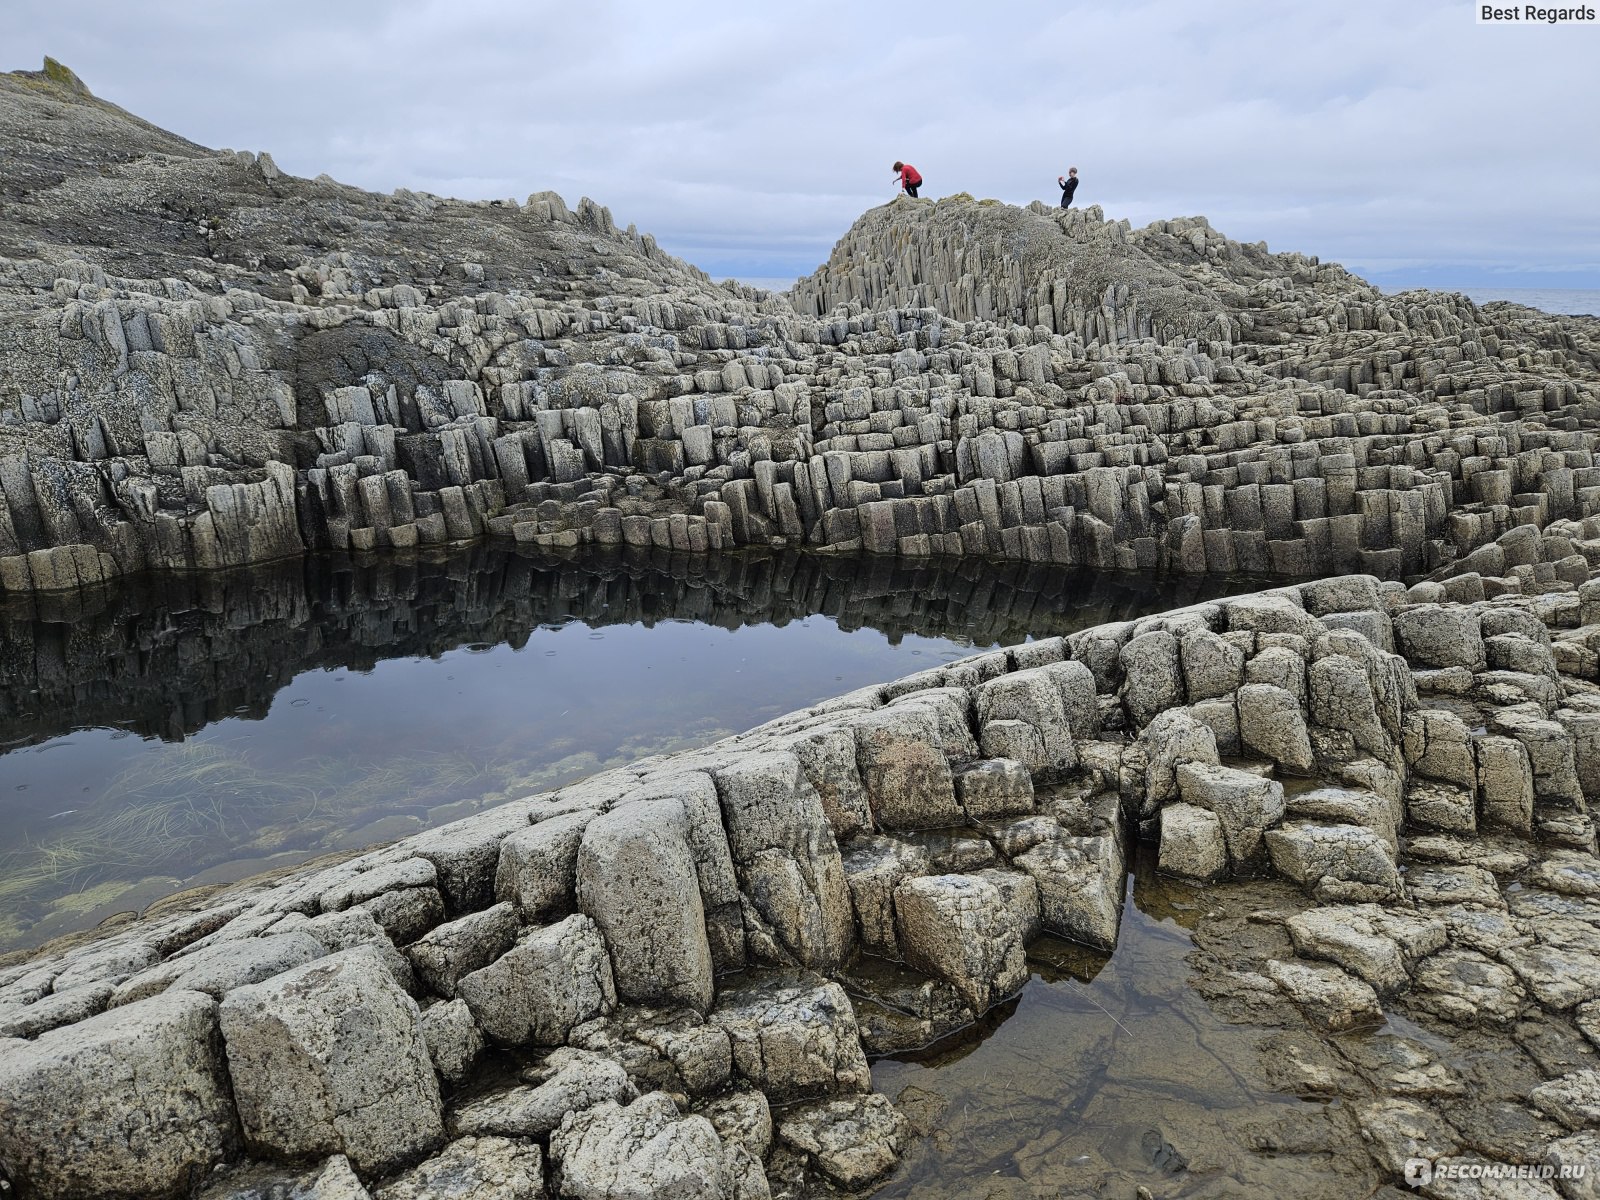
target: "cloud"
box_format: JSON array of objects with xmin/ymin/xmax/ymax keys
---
[{"xmin": 8, "ymin": 0, "xmax": 1598, "ymax": 286}]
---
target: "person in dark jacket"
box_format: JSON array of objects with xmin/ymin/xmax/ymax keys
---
[
  {"xmin": 1058, "ymin": 167, "xmax": 1079, "ymax": 209},
  {"xmin": 892, "ymin": 161, "xmax": 922, "ymax": 198}
]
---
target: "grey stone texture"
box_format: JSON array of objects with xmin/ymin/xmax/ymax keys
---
[
  {"xmin": 218, "ymin": 947, "xmax": 443, "ymax": 1175},
  {"xmin": 0, "ymin": 990, "xmax": 238, "ymax": 1199}
]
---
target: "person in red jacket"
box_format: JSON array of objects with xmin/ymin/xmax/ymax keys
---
[{"xmin": 892, "ymin": 161, "xmax": 922, "ymax": 198}]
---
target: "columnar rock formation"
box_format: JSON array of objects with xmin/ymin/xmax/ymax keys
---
[
  {"xmin": 7, "ymin": 563, "xmax": 1600, "ymax": 1196},
  {"xmin": 9, "ymin": 56, "xmax": 1600, "ymax": 1200},
  {"xmin": 2, "ymin": 64, "xmax": 1597, "ymax": 591}
]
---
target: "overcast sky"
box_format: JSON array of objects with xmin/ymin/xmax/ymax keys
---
[{"xmin": 8, "ymin": 0, "xmax": 1599, "ymax": 289}]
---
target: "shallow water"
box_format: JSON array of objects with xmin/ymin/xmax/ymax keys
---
[
  {"xmin": 870, "ymin": 850, "xmax": 1373, "ymax": 1199},
  {"xmin": 0, "ymin": 546, "xmax": 1270, "ymax": 953}
]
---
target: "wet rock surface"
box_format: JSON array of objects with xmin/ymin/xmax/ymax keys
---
[{"xmin": 8, "ymin": 567, "xmax": 1600, "ymax": 1195}]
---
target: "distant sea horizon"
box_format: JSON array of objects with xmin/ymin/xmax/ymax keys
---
[
  {"xmin": 732, "ymin": 276, "xmax": 1599, "ymax": 318},
  {"xmin": 1393, "ymin": 285, "xmax": 1599, "ymax": 318}
]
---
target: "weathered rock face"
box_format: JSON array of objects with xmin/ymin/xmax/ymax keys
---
[
  {"xmin": 9, "ymin": 58, "xmax": 1600, "ymax": 1199},
  {"xmin": 0, "ymin": 990, "xmax": 238, "ymax": 1199},
  {"xmin": 218, "ymin": 947, "xmax": 444, "ymax": 1176},
  {"xmin": 3, "ymin": 66, "xmax": 1597, "ymax": 594},
  {"xmin": 575, "ymin": 799, "xmax": 715, "ymax": 1012}
]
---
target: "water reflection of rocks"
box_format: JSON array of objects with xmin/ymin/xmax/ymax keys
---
[
  {"xmin": 0, "ymin": 546, "xmax": 1261, "ymax": 748},
  {"xmin": 0, "ymin": 546, "xmax": 1264, "ymax": 951}
]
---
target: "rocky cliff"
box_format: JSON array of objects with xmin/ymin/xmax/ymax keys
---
[{"xmin": 3, "ymin": 62, "xmax": 1598, "ymax": 593}]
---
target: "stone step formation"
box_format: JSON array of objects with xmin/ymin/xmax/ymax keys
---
[
  {"xmin": 6, "ymin": 57, "xmax": 1600, "ymax": 1199},
  {"xmin": 6, "ymin": 569, "xmax": 1600, "ymax": 1196},
  {"xmin": 1, "ymin": 65, "xmax": 1598, "ymax": 592}
]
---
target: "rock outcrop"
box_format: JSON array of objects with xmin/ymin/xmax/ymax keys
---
[
  {"xmin": 8, "ymin": 54, "xmax": 1600, "ymax": 1200},
  {"xmin": 7, "ymin": 562, "xmax": 1600, "ymax": 1194},
  {"xmin": 2, "ymin": 62, "xmax": 1597, "ymax": 594}
]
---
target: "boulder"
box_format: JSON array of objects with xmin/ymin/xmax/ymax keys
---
[
  {"xmin": 841, "ymin": 834, "xmax": 929, "ymax": 959},
  {"xmin": 1174, "ymin": 760, "xmax": 1285, "ymax": 867},
  {"xmin": 850, "ymin": 705, "xmax": 962, "ymax": 828},
  {"xmin": 952, "ymin": 757, "xmax": 1034, "ymax": 819},
  {"xmin": 1393, "ymin": 605, "xmax": 1486, "ymax": 670},
  {"xmin": 1119, "ymin": 629, "xmax": 1183, "ymax": 729},
  {"xmin": 1236, "ymin": 683, "xmax": 1314, "ymax": 773},
  {"xmin": 1140, "ymin": 708, "xmax": 1219, "ymax": 814},
  {"xmin": 1041, "ymin": 659, "xmax": 1102, "ymax": 740},
  {"xmin": 496, "ymin": 810, "xmax": 596, "ymax": 921},
  {"xmin": 1476, "ymin": 734, "xmax": 1535, "ymax": 832},
  {"xmin": 319, "ymin": 858, "xmax": 437, "ymax": 912},
  {"xmin": 893, "ymin": 874, "xmax": 1027, "ymax": 1011},
  {"xmin": 1285, "ymin": 909, "xmax": 1409, "ymax": 995},
  {"xmin": 1179, "ymin": 628, "xmax": 1245, "ymax": 702},
  {"xmin": 709, "ymin": 975, "xmax": 869, "ymax": 1102},
  {"xmin": 700, "ymin": 1090, "xmax": 772, "ymax": 1161},
  {"xmin": 1308, "ymin": 655, "xmax": 1389, "ymax": 758},
  {"xmin": 577, "ymin": 799, "xmax": 715, "ymax": 1012},
  {"xmin": 1264, "ymin": 822, "xmax": 1400, "ymax": 900},
  {"xmin": 1244, "ymin": 646, "xmax": 1307, "ymax": 703},
  {"xmin": 548, "ymin": 1092, "xmax": 767, "ymax": 1200},
  {"xmin": 1157, "ymin": 803, "xmax": 1227, "ymax": 882},
  {"xmin": 567, "ymin": 1006, "xmax": 732, "ymax": 1097},
  {"xmin": 618, "ymin": 771, "xmax": 747, "ymax": 971},
  {"xmin": 711, "ymin": 753, "xmax": 853, "ymax": 969},
  {"xmin": 420, "ymin": 998, "xmax": 484, "ymax": 1084},
  {"xmin": 457, "ymin": 915, "xmax": 616, "ymax": 1046},
  {"xmin": 407, "ymin": 802, "xmax": 544, "ymax": 913},
  {"xmin": 776, "ymin": 1093, "xmax": 908, "ymax": 1190},
  {"xmin": 406, "ymin": 902, "xmax": 519, "ymax": 998},
  {"xmin": 0, "ymin": 990, "xmax": 238, "ymax": 1200},
  {"xmin": 219, "ymin": 947, "xmax": 443, "ymax": 1175},
  {"xmin": 1014, "ymin": 834, "xmax": 1123, "ymax": 949},
  {"xmin": 0, "ymin": 981, "xmax": 113, "ymax": 1038}
]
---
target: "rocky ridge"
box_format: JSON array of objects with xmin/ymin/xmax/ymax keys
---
[
  {"xmin": 2, "ymin": 63, "xmax": 1598, "ymax": 591},
  {"xmin": 7, "ymin": 564, "xmax": 1600, "ymax": 1196}
]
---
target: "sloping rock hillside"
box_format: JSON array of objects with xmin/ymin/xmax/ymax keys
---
[{"xmin": 2, "ymin": 60, "xmax": 1597, "ymax": 592}]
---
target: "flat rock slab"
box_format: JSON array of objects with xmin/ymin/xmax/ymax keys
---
[
  {"xmin": 112, "ymin": 930, "xmax": 328, "ymax": 1007},
  {"xmin": 1265, "ymin": 958, "xmax": 1383, "ymax": 1032},
  {"xmin": 375, "ymin": 1135, "xmax": 546, "ymax": 1200},
  {"xmin": 219, "ymin": 946, "xmax": 443, "ymax": 1176},
  {"xmin": 0, "ymin": 989, "xmax": 238, "ymax": 1200}
]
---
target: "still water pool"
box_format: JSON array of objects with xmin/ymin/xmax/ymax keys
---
[{"xmin": 0, "ymin": 546, "xmax": 1267, "ymax": 953}]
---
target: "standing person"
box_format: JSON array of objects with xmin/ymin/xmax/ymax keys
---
[
  {"xmin": 1058, "ymin": 167, "xmax": 1079, "ymax": 209},
  {"xmin": 892, "ymin": 161, "xmax": 922, "ymax": 198}
]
